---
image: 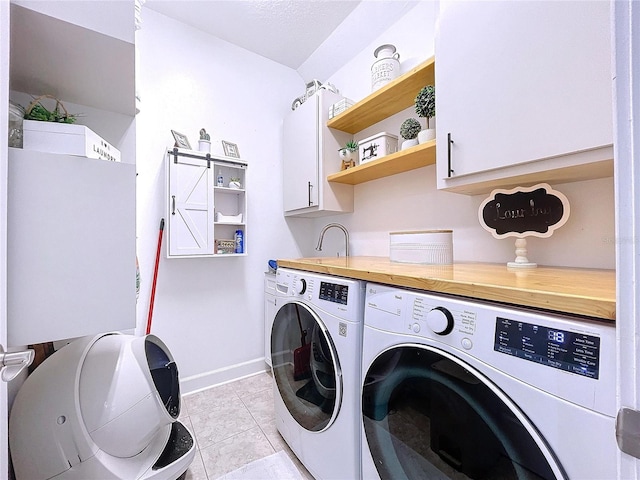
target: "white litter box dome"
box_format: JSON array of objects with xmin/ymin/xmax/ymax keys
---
[
  {"xmin": 79, "ymin": 334, "xmax": 179, "ymax": 457},
  {"xmin": 9, "ymin": 332, "xmax": 192, "ymax": 480}
]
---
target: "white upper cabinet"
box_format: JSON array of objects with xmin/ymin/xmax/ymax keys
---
[
  {"xmin": 5, "ymin": 1, "xmax": 137, "ymax": 345},
  {"xmin": 435, "ymin": 0, "xmax": 613, "ymax": 194},
  {"xmin": 7, "ymin": 150, "xmax": 136, "ymax": 346},
  {"xmin": 283, "ymin": 94, "xmax": 320, "ymax": 212},
  {"xmin": 283, "ymin": 90, "xmax": 352, "ymax": 217}
]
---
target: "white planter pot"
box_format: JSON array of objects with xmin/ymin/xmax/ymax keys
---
[
  {"xmin": 401, "ymin": 138, "xmax": 419, "ymax": 150},
  {"xmin": 339, "ymin": 149, "xmax": 354, "ymax": 162},
  {"xmin": 418, "ymin": 129, "xmax": 436, "ymax": 144},
  {"xmin": 198, "ymin": 140, "xmax": 211, "ymax": 152}
]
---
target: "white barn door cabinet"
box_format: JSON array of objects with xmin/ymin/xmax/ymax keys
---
[{"xmin": 166, "ymin": 148, "xmax": 247, "ymax": 258}]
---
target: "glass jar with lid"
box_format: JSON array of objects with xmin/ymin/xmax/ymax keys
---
[{"xmin": 8, "ymin": 101, "xmax": 25, "ymax": 148}]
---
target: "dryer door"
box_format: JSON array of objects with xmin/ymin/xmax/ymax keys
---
[
  {"xmin": 362, "ymin": 345, "xmax": 565, "ymax": 480},
  {"xmin": 271, "ymin": 301, "xmax": 342, "ymax": 432}
]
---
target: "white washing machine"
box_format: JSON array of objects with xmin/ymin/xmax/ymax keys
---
[
  {"xmin": 271, "ymin": 267, "xmax": 364, "ymax": 479},
  {"xmin": 361, "ymin": 283, "xmax": 617, "ymax": 480}
]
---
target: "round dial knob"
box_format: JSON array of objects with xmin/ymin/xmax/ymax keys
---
[
  {"xmin": 426, "ymin": 307, "xmax": 454, "ymax": 335},
  {"xmin": 296, "ymin": 278, "xmax": 307, "ymax": 295}
]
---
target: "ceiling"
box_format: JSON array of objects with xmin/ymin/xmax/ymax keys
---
[{"xmin": 144, "ymin": 0, "xmax": 418, "ymax": 76}]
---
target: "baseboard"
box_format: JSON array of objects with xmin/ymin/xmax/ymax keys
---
[{"xmin": 179, "ymin": 357, "xmax": 270, "ymax": 395}]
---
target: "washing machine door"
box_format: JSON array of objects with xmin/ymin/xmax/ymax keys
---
[
  {"xmin": 362, "ymin": 345, "xmax": 566, "ymax": 480},
  {"xmin": 271, "ymin": 301, "xmax": 342, "ymax": 432}
]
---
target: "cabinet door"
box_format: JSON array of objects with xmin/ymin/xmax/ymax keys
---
[
  {"xmin": 283, "ymin": 94, "xmax": 319, "ymax": 212},
  {"xmin": 167, "ymin": 156, "xmax": 214, "ymax": 256},
  {"xmin": 7, "ymin": 150, "xmax": 136, "ymax": 346},
  {"xmin": 435, "ymin": 1, "xmax": 612, "ymax": 185}
]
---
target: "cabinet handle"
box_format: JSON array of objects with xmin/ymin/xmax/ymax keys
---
[
  {"xmin": 447, "ymin": 133, "xmax": 454, "ymax": 177},
  {"xmin": 171, "ymin": 195, "xmax": 176, "ymax": 215},
  {"xmin": 308, "ymin": 181, "xmax": 313, "ymax": 206}
]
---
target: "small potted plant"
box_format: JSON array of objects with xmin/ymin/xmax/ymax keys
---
[
  {"xmin": 339, "ymin": 140, "xmax": 359, "ymax": 170},
  {"xmin": 24, "ymin": 95, "xmax": 77, "ymax": 124},
  {"xmin": 198, "ymin": 128, "xmax": 211, "ymax": 152},
  {"xmin": 399, "ymin": 118, "xmax": 421, "ymax": 150},
  {"xmin": 415, "ymin": 85, "xmax": 435, "ymax": 143},
  {"xmin": 229, "ymin": 177, "xmax": 242, "ymax": 189}
]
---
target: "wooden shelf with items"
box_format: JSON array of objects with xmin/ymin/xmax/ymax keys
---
[
  {"xmin": 327, "ymin": 141, "xmax": 436, "ymax": 185},
  {"xmin": 327, "ymin": 57, "xmax": 435, "ymax": 134},
  {"xmin": 326, "ymin": 57, "xmax": 436, "ymax": 186}
]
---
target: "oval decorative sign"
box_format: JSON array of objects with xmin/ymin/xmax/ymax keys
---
[
  {"xmin": 478, "ymin": 183, "xmax": 570, "ymax": 269},
  {"xmin": 478, "ymin": 183, "xmax": 570, "ymax": 239}
]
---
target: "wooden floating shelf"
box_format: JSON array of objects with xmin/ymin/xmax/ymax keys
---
[
  {"xmin": 327, "ymin": 141, "xmax": 436, "ymax": 185},
  {"xmin": 327, "ymin": 56, "xmax": 435, "ymax": 134}
]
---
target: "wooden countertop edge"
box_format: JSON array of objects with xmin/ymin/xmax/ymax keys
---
[{"xmin": 276, "ymin": 259, "xmax": 616, "ymax": 321}]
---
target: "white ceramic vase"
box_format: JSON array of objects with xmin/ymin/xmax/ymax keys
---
[
  {"xmin": 418, "ymin": 129, "xmax": 436, "ymax": 144},
  {"xmin": 198, "ymin": 140, "xmax": 211, "ymax": 152},
  {"xmin": 401, "ymin": 138, "xmax": 419, "ymax": 150}
]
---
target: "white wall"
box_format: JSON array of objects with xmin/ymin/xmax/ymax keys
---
[
  {"xmin": 138, "ymin": 1, "xmax": 615, "ymax": 394},
  {"xmin": 136, "ymin": 8, "xmax": 310, "ymax": 392},
  {"xmin": 304, "ymin": 1, "xmax": 615, "ymax": 269}
]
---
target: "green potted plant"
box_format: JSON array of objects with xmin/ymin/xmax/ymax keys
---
[
  {"xmin": 415, "ymin": 85, "xmax": 435, "ymax": 143},
  {"xmin": 198, "ymin": 128, "xmax": 211, "ymax": 152},
  {"xmin": 339, "ymin": 140, "xmax": 359, "ymax": 169},
  {"xmin": 24, "ymin": 95, "xmax": 77, "ymax": 124},
  {"xmin": 399, "ymin": 118, "xmax": 421, "ymax": 150}
]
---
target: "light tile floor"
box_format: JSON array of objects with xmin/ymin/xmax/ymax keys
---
[{"xmin": 180, "ymin": 370, "xmax": 314, "ymax": 480}]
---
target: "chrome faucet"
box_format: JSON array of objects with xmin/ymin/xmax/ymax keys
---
[{"xmin": 316, "ymin": 223, "xmax": 350, "ymax": 257}]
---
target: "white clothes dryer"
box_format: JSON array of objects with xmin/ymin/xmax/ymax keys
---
[
  {"xmin": 361, "ymin": 283, "xmax": 617, "ymax": 480},
  {"xmin": 271, "ymin": 268, "xmax": 364, "ymax": 480}
]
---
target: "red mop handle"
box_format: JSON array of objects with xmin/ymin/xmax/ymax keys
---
[{"xmin": 146, "ymin": 218, "xmax": 165, "ymax": 334}]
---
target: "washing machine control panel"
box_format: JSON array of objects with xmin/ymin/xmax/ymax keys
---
[
  {"xmin": 276, "ymin": 268, "xmax": 365, "ymax": 321},
  {"xmin": 364, "ymin": 282, "xmax": 617, "ymax": 416},
  {"xmin": 494, "ymin": 317, "xmax": 602, "ymax": 379},
  {"xmin": 366, "ymin": 283, "xmax": 477, "ymax": 347}
]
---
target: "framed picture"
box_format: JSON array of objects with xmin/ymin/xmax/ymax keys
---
[
  {"xmin": 171, "ymin": 130, "xmax": 191, "ymax": 149},
  {"xmin": 222, "ymin": 140, "xmax": 240, "ymax": 158}
]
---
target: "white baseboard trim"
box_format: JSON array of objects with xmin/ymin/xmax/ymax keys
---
[{"xmin": 179, "ymin": 357, "xmax": 270, "ymax": 396}]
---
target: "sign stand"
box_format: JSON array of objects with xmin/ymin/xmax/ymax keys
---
[
  {"xmin": 508, "ymin": 238, "xmax": 537, "ymax": 269},
  {"xmin": 478, "ymin": 183, "xmax": 571, "ymax": 269}
]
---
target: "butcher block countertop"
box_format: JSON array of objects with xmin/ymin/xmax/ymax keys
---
[{"xmin": 276, "ymin": 256, "xmax": 616, "ymax": 321}]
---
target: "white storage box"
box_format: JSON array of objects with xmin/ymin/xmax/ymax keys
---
[
  {"xmin": 390, "ymin": 230, "xmax": 453, "ymax": 265},
  {"xmin": 23, "ymin": 120, "xmax": 121, "ymax": 162},
  {"xmin": 329, "ymin": 98, "xmax": 355, "ymax": 119},
  {"xmin": 216, "ymin": 212, "xmax": 243, "ymax": 223},
  {"xmin": 359, "ymin": 132, "xmax": 398, "ymax": 165}
]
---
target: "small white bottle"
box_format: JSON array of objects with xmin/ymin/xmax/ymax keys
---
[{"xmin": 217, "ymin": 170, "xmax": 223, "ymax": 187}]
